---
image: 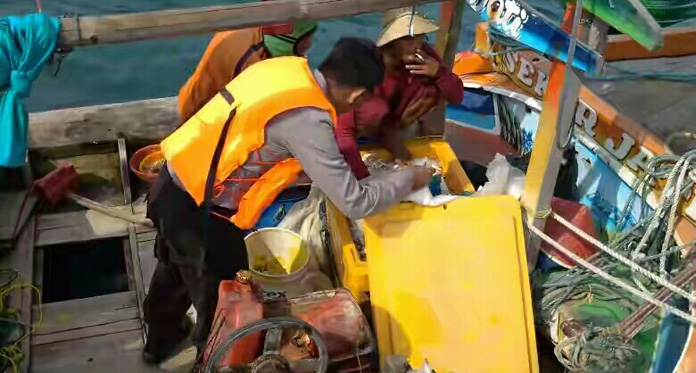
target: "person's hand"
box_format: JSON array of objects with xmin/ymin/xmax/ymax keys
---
[
  {"xmin": 405, "ymin": 49, "xmax": 441, "ymax": 78},
  {"xmin": 409, "ymin": 165, "xmax": 435, "ymax": 191},
  {"xmin": 400, "ymin": 95, "xmax": 437, "ymax": 127}
]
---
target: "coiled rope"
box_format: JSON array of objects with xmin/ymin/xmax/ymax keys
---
[{"xmin": 528, "ymin": 223, "xmax": 696, "ymax": 324}]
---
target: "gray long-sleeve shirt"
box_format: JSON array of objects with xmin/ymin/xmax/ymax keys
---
[{"xmin": 169, "ymin": 70, "xmax": 414, "ymax": 220}]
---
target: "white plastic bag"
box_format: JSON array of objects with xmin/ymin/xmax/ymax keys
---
[
  {"xmin": 404, "ymin": 188, "xmax": 459, "ymax": 206},
  {"xmin": 277, "ymin": 186, "xmax": 330, "ymax": 274},
  {"xmin": 474, "ymin": 153, "xmax": 526, "ymax": 199}
]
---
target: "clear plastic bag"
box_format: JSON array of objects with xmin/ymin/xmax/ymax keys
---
[
  {"xmin": 474, "ymin": 153, "xmax": 526, "ymax": 199},
  {"xmin": 278, "ymin": 186, "xmax": 330, "ymax": 274}
]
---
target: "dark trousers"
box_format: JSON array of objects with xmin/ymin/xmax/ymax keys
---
[
  {"xmin": 143, "ymin": 166, "xmax": 248, "ymax": 356},
  {"xmin": 143, "ymin": 259, "xmax": 221, "ymax": 352}
]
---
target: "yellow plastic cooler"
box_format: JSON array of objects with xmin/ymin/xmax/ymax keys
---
[
  {"xmin": 326, "ymin": 139, "xmax": 539, "ymax": 372},
  {"xmin": 326, "ymin": 139, "xmax": 475, "ymax": 303}
]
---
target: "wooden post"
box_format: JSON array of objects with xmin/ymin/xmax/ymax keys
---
[
  {"xmin": 578, "ymin": 10, "xmax": 609, "ymax": 56},
  {"xmin": 519, "ymin": 3, "xmax": 582, "ymax": 271},
  {"xmin": 59, "ymin": 0, "xmax": 442, "ymax": 47},
  {"xmin": 435, "ymin": 1, "xmax": 465, "ymax": 67},
  {"xmin": 421, "ymin": 1, "xmax": 464, "ymax": 137}
]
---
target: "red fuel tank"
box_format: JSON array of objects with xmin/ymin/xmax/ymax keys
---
[
  {"xmin": 203, "ymin": 271, "xmax": 264, "ymax": 367},
  {"xmin": 542, "ymin": 197, "xmax": 599, "ymax": 268}
]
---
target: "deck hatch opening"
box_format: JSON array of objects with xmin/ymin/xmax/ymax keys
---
[{"xmin": 42, "ymin": 238, "xmax": 129, "ymax": 303}]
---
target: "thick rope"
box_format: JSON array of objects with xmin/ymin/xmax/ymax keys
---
[
  {"xmin": 527, "ymin": 223, "xmax": 696, "ymax": 324},
  {"xmin": 660, "ymin": 152, "xmax": 696, "ymax": 275},
  {"xmin": 631, "ymin": 150, "xmax": 696, "ymax": 266},
  {"xmin": 549, "ymin": 211, "xmax": 696, "ymax": 304}
]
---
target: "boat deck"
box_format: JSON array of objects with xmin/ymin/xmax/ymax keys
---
[
  {"xmin": 2, "ymin": 54, "xmax": 693, "ymax": 373},
  {"xmin": 585, "ymin": 54, "xmax": 696, "ymax": 154},
  {"xmin": 1, "ymin": 146, "xmax": 197, "ymax": 372}
]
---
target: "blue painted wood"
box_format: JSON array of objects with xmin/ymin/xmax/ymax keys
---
[{"xmin": 465, "ymin": 0, "xmax": 605, "ymax": 73}]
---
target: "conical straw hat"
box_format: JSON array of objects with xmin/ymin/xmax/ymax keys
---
[{"xmin": 376, "ymin": 7, "xmax": 440, "ymax": 47}]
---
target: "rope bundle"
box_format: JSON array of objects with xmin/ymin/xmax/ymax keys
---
[{"xmin": 532, "ymin": 150, "xmax": 696, "ymax": 372}]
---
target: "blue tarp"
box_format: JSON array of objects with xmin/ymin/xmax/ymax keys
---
[{"xmin": 0, "ymin": 14, "xmax": 60, "ymax": 167}]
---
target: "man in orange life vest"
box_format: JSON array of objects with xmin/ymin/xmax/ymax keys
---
[{"xmin": 142, "ymin": 38, "xmax": 434, "ymax": 365}]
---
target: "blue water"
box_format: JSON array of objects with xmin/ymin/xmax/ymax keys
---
[{"xmin": 2, "ymin": 0, "xmax": 563, "ymax": 112}]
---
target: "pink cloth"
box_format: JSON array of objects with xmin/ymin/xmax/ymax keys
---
[{"xmin": 336, "ymin": 44, "xmax": 464, "ymax": 179}]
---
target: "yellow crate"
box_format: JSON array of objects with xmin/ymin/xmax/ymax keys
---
[{"xmin": 326, "ymin": 138, "xmax": 475, "ymax": 303}]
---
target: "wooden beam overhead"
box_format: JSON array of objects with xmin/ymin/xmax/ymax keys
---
[{"xmin": 60, "ymin": 0, "xmax": 445, "ymax": 47}]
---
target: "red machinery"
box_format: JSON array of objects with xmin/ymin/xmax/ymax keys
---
[{"xmin": 202, "ymin": 272, "xmax": 375, "ymax": 373}]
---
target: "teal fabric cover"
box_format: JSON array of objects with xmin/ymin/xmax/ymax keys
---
[{"xmin": 0, "ymin": 14, "xmax": 60, "ymax": 167}]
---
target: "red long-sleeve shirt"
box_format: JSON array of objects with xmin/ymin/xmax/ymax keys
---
[{"xmin": 336, "ymin": 44, "xmax": 464, "ymax": 179}]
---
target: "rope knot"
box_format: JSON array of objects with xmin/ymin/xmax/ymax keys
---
[{"xmin": 10, "ymin": 70, "xmax": 32, "ymax": 98}]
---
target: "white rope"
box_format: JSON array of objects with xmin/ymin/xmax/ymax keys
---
[
  {"xmin": 631, "ymin": 150, "xmax": 696, "ymax": 270},
  {"xmin": 549, "ymin": 211, "xmax": 696, "ymax": 304},
  {"xmin": 527, "ymin": 223, "xmax": 696, "ymax": 324},
  {"xmin": 661, "ymin": 153, "xmax": 696, "ymax": 276}
]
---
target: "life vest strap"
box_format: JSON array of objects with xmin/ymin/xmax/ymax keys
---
[{"xmin": 219, "ymin": 88, "xmax": 235, "ymax": 105}]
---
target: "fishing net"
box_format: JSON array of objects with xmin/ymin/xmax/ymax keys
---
[{"xmin": 641, "ymin": 0, "xmax": 696, "ymax": 26}]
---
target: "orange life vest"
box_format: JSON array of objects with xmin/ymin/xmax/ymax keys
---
[{"xmin": 161, "ymin": 56, "xmax": 337, "ymax": 229}]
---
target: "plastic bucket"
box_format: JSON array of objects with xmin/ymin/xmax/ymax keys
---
[
  {"xmin": 130, "ymin": 144, "xmax": 164, "ymax": 184},
  {"xmin": 245, "ymin": 228, "xmax": 308, "ymax": 280}
]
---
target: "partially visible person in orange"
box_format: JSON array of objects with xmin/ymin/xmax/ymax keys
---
[{"xmin": 177, "ymin": 21, "xmax": 318, "ymax": 123}]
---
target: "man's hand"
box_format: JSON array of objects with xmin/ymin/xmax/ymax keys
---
[
  {"xmin": 400, "ymin": 95, "xmax": 437, "ymax": 127},
  {"xmin": 409, "ymin": 165, "xmax": 435, "ymax": 191},
  {"xmin": 405, "ymin": 49, "xmax": 441, "ymax": 78}
]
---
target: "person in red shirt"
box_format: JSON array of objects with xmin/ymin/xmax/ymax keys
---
[{"xmin": 336, "ymin": 7, "xmax": 464, "ymax": 179}]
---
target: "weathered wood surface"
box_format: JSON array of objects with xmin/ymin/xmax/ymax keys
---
[
  {"xmin": 0, "ymin": 217, "xmax": 36, "ymax": 372},
  {"xmin": 33, "ymin": 292, "xmax": 138, "ymax": 337},
  {"xmin": 436, "ymin": 1, "xmax": 465, "ymax": 68},
  {"xmin": 585, "ymin": 54, "xmax": 696, "ymax": 154},
  {"xmin": 137, "ymin": 238, "xmax": 157, "ymax": 296},
  {"xmin": 605, "ymin": 27, "xmax": 696, "ymax": 61},
  {"xmin": 0, "ymin": 190, "xmax": 37, "ymax": 243},
  {"xmin": 32, "ymin": 324, "xmax": 196, "ymax": 372},
  {"xmin": 28, "ymin": 97, "xmax": 177, "ymax": 149},
  {"xmin": 60, "ymin": 0, "xmax": 441, "ymax": 47},
  {"xmin": 36, "ymin": 210, "xmax": 130, "ymax": 247},
  {"xmin": 32, "ymin": 319, "xmax": 142, "ymax": 346},
  {"xmin": 32, "ymin": 330, "xmax": 160, "ymax": 373}
]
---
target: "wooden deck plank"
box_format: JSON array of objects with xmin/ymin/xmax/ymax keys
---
[
  {"xmin": 28, "ymin": 97, "xmax": 177, "ymax": 150},
  {"xmin": 0, "ymin": 217, "xmax": 36, "ymax": 372},
  {"xmin": 33, "ymin": 291, "xmax": 137, "ymax": 336},
  {"xmin": 137, "ymin": 231, "xmax": 157, "ymax": 243},
  {"xmin": 32, "ymin": 330, "xmax": 154, "ymax": 373},
  {"xmin": 137, "ymin": 239, "xmax": 157, "ymax": 295},
  {"xmin": 0, "ymin": 190, "xmax": 37, "ymax": 242},
  {"xmin": 32, "ymin": 319, "xmax": 142, "ymax": 346},
  {"xmin": 58, "ymin": 0, "xmax": 441, "ymax": 47},
  {"xmin": 35, "ymin": 207, "xmax": 151, "ymax": 247},
  {"xmin": 36, "ymin": 211, "xmax": 129, "ymax": 247},
  {"xmin": 32, "ymin": 329, "xmax": 195, "ymax": 373}
]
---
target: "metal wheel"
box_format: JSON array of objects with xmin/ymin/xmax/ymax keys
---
[{"xmin": 205, "ymin": 317, "xmax": 329, "ymax": 373}]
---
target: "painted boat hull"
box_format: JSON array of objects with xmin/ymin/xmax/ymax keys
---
[
  {"xmin": 446, "ymin": 49, "xmax": 696, "ymax": 373},
  {"xmin": 464, "ymin": 0, "xmax": 604, "ymax": 73}
]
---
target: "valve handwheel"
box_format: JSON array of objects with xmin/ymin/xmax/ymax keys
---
[{"xmin": 204, "ymin": 317, "xmax": 329, "ymax": 373}]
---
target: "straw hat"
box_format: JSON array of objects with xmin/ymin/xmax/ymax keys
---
[{"xmin": 376, "ymin": 7, "xmax": 440, "ymax": 47}]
